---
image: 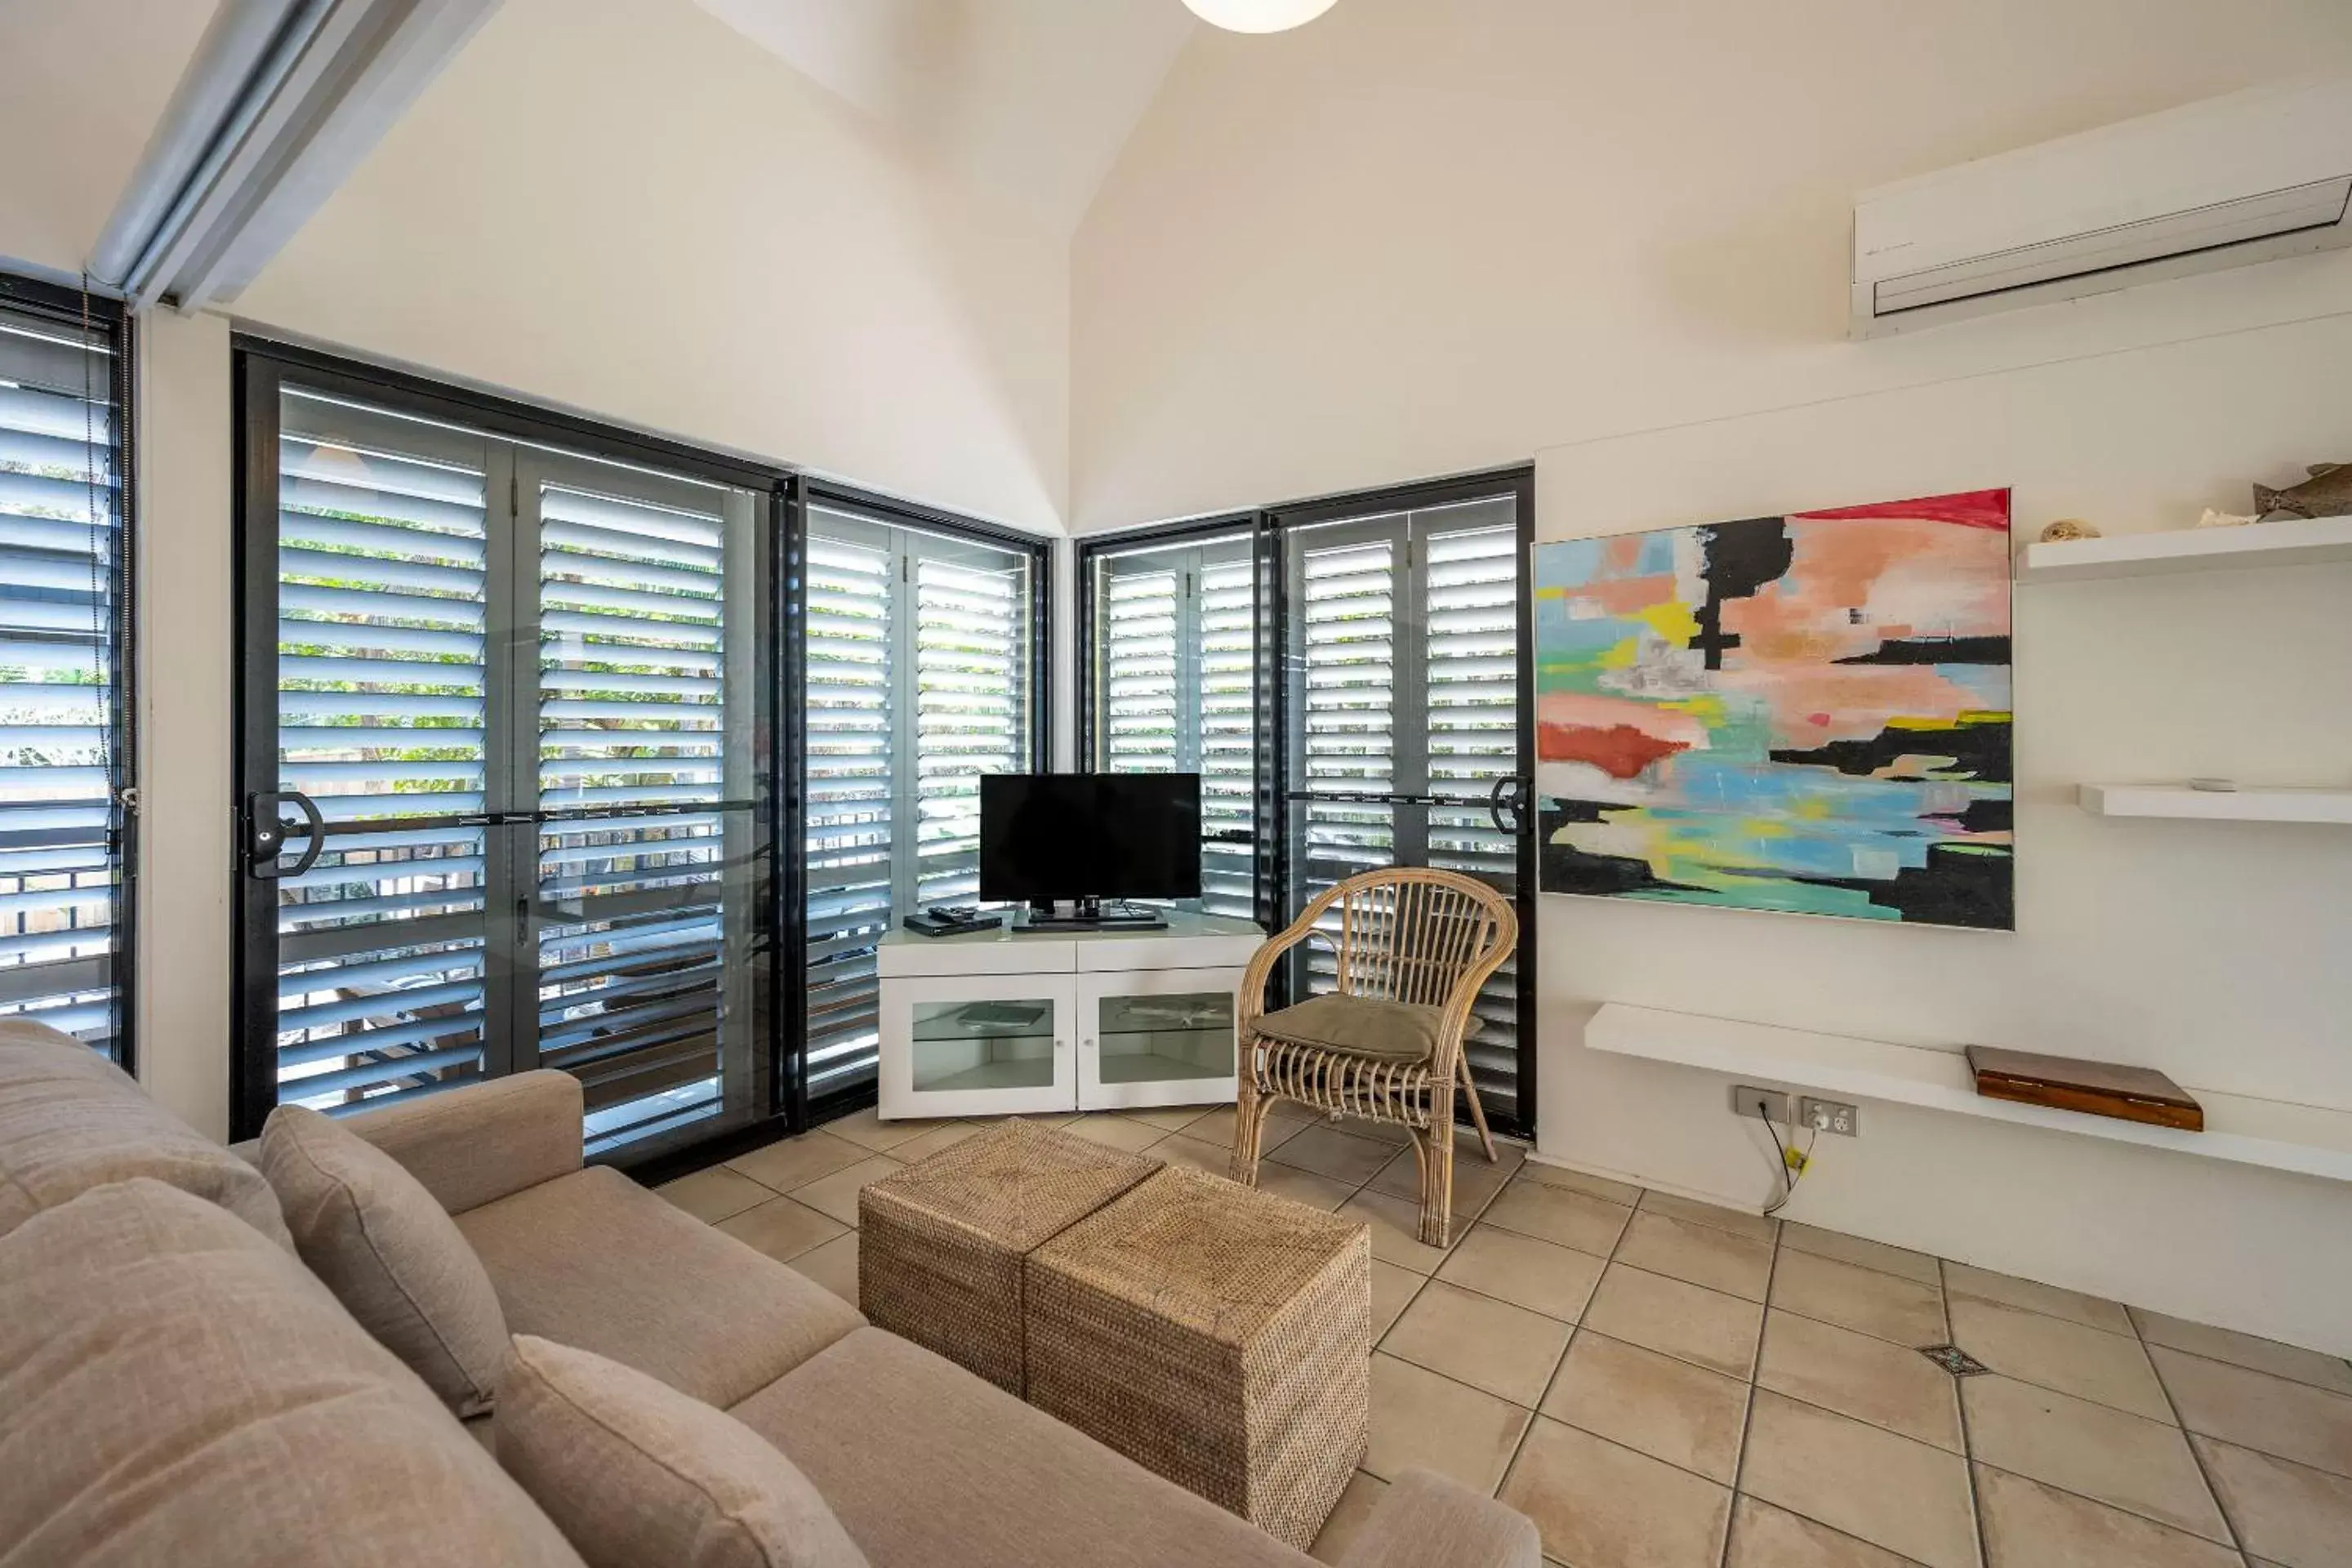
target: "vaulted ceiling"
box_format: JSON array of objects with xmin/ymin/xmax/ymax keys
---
[{"xmin": 693, "ymin": 0, "xmax": 1197, "ymax": 237}]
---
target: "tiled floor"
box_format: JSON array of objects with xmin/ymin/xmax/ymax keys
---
[{"xmin": 655, "ymin": 1104, "xmax": 2352, "ymax": 1568}]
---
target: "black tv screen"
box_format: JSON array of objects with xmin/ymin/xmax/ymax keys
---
[{"xmin": 978, "ymin": 773, "xmax": 1203, "ymax": 903}]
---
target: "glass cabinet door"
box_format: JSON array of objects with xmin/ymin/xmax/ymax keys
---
[
  {"xmin": 880, "ymin": 972, "xmax": 1074, "ymax": 1118},
  {"xmin": 1078, "ymin": 968, "xmax": 1241, "ymax": 1112}
]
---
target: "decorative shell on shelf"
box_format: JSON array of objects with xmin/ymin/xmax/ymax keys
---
[
  {"xmin": 2197, "ymin": 509, "xmax": 2258, "ymax": 529},
  {"xmin": 2038, "ymin": 519, "xmax": 2100, "ymax": 542}
]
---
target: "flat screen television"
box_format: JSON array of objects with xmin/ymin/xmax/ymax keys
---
[{"xmin": 978, "ymin": 773, "xmax": 1203, "ymax": 905}]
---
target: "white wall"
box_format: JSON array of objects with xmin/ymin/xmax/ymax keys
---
[
  {"xmin": 236, "ymin": 0, "xmax": 1071, "ymax": 532},
  {"xmin": 1072, "ymin": 0, "xmax": 2352, "ymax": 1352}
]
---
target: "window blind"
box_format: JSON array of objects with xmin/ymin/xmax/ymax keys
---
[
  {"xmin": 0, "ymin": 300, "xmax": 126, "ymax": 1051},
  {"xmin": 1196, "ymin": 555, "xmax": 1256, "ymax": 920},
  {"xmin": 912, "ymin": 552, "xmax": 1029, "ymax": 906}
]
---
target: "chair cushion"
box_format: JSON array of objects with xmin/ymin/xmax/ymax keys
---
[
  {"xmin": 0, "ymin": 1019, "xmax": 291, "ymax": 1249},
  {"xmin": 500, "ymin": 1335, "xmax": 868, "ymax": 1568},
  {"xmin": 261, "ymin": 1103, "xmax": 510, "ymax": 1418},
  {"xmin": 456, "ymin": 1165, "xmax": 863, "ymax": 1408},
  {"xmin": 1250, "ymin": 994, "xmax": 1446, "ymax": 1064},
  {"xmin": 0, "ymin": 1178, "xmax": 582, "ymax": 1568},
  {"xmin": 728, "ymin": 1327, "xmax": 1315, "ymax": 1568}
]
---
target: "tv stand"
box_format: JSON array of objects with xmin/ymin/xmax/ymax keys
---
[{"xmin": 1017, "ymin": 898, "xmax": 1169, "ymax": 933}]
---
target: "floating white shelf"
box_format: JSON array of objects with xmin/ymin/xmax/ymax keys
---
[
  {"xmin": 1584, "ymin": 1003, "xmax": 2352, "ymax": 1184},
  {"xmin": 2016, "ymin": 514, "xmax": 2352, "ymax": 583},
  {"xmin": 2078, "ymin": 783, "xmax": 2352, "ymax": 825}
]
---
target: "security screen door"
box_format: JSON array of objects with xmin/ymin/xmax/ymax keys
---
[
  {"xmin": 235, "ymin": 375, "xmax": 770, "ymax": 1156},
  {"xmin": 1280, "ymin": 481, "xmax": 1535, "ymax": 1133}
]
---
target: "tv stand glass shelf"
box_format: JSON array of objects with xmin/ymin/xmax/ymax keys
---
[{"xmin": 877, "ymin": 912, "xmax": 1264, "ymax": 1119}]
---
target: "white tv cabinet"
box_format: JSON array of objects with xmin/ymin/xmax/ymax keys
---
[{"xmin": 876, "ymin": 913, "xmax": 1265, "ymax": 1120}]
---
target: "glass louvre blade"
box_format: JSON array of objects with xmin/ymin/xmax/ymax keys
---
[
  {"xmin": 0, "ymin": 305, "xmax": 122, "ymax": 1049},
  {"xmin": 534, "ymin": 480, "xmax": 737, "ymax": 1139},
  {"xmin": 802, "ymin": 524, "xmax": 893, "ymax": 1099},
  {"xmin": 272, "ymin": 395, "xmax": 492, "ymax": 1111}
]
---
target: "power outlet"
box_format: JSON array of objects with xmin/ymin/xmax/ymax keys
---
[
  {"xmin": 1800, "ymin": 1097, "xmax": 1860, "ymax": 1137},
  {"xmin": 1729, "ymin": 1085, "xmax": 1791, "ymax": 1125}
]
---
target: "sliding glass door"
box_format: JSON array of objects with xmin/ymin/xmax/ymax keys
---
[{"xmin": 235, "ymin": 362, "xmax": 773, "ymax": 1157}]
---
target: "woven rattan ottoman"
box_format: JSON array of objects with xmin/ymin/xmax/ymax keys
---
[
  {"xmin": 857, "ymin": 1119, "xmax": 1161, "ymax": 1396},
  {"xmin": 1023, "ymin": 1165, "xmax": 1372, "ymax": 1550}
]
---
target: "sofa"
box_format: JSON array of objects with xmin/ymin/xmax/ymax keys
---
[{"xmin": 0, "ymin": 1022, "xmax": 1539, "ymax": 1567}]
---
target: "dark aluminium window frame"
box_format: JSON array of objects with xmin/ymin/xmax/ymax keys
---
[
  {"xmin": 1076, "ymin": 466, "xmax": 1539, "ymax": 1142},
  {"xmin": 227, "ymin": 337, "xmax": 1054, "ymax": 1173},
  {"xmin": 0, "ymin": 272, "xmax": 137, "ymax": 1073}
]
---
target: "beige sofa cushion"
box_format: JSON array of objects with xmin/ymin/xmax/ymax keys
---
[
  {"xmin": 0, "ymin": 1019, "xmax": 290, "ymax": 1247},
  {"xmin": 457, "ymin": 1165, "xmax": 862, "ymax": 1408},
  {"xmin": 263, "ymin": 1103, "xmax": 510, "ymax": 1417},
  {"xmin": 729, "ymin": 1327, "xmax": 1316, "ymax": 1568},
  {"xmin": 501, "ymin": 1335, "xmax": 868, "ymax": 1568},
  {"xmin": 1250, "ymin": 995, "xmax": 1446, "ymax": 1064},
  {"xmin": 345, "ymin": 1069, "xmax": 585, "ymax": 1215},
  {"xmin": 0, "ymin": 1178, "xmax": 583, "ymax": 1568}
]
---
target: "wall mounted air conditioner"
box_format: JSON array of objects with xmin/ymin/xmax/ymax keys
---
[{"xmin": 1851, "ymin": 76, "xmax": 2352, "ymax": 337}]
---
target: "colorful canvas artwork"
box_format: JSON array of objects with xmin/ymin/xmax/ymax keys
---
[{"xmin": 1533, "ymin": 489, "xmax": 2013, "ymax": 929}]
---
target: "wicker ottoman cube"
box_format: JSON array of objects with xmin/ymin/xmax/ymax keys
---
[
  {"xmin": 1023, "ymin": 1165, "xmax": 1373, "ymax": 1550},
  {"xmin": 858, "ymin": 1119, "xmax": 1160, "ymax": 1395}
]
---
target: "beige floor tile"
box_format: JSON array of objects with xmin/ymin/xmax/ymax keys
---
[
  {"xmin": 1638, "ymin": 1189, "xmax": 1779, "ymax": 1245},
  {"xmin": 1368, "ymin": 1144, "xmax": 1517, "ymax": 1218},
  {"xmin": 715, "ymin": 1196, "xmax": 847, "ymax": 1264},
  {"xmin": 1002, "ymin": 1110, "xmax": 1081, "ymax": 1129},
  {"xmin": 1724, "ymin": 1495, "xmax": 1919, "ymax": 1567},
  {"xmin": 2131, "ymin": 1308, "xmax": 2352, "ymax": 1397},
  {"xmin": 1945, "ymin": 1261, "xmax": 2132, "ymax": 1336},
  {"xmin": 1539, "ymin": 1329, "xmax": 1747, "ymax": 1483},
  {"xmin": 1332, "ymin": 1116, "xmax": 1416, "ymax": 1149},
  {"xmin": 1516, "ymin": 1160, "xmax": 1645, "ymax": 1205},
  {"xmin": 1364, "ymin": 1352, "xmax": 1532, "ymax": 1493},
  {"xmin": 1270, "ymin": 1122, "xmax": 1401, "ymax": 1185},
  {"xmin": 1436, "ymin": 1225, "xmax": 1605, "ymax": 1323},
  {"xmin": 724, "ymin": 1129, "xmax": 867, "ymax": 1192},
  {"xmin": 1740, "ymin": 1390, "xmax": 1977, "ymax": 1568},
  {"xmin": 786, "ymin": 1154, "xmax": 906, "ymax": 1227},
  {"xmin": 1772, "ymin": 1248, "xmax": 1945, "ymax": 1347},
  {"xmin": 656, "ymin": 1165, "xmax": 774, "ymax": 1223},
  {"xmin": 1615, "ymin": 1209, "xmax": 1775, "ymax": 1302},
  {"xmin": 1500, "ymin": 1417, "xmax": 1731, "ymax": 1568},
  {"xmin": 1062, "ymin": 1112, "xmax": 1169, "ymax": 1156},
  {"xmin": 785, "ymin": 1230, "xmax": 859, "ymax": 1307},
  {"xmin": 882, "ymin": 1120, "xmax": 983, "ymax": 1164},
  {"xmin": 1309, "ymin": 1471, "xmax": 1389, "ymax": 1565},
  {"xmin": 1582, "ymin": 1263, "xmax": 1763, "ymax": 1379},
  {"xmin": 824, "ymin": 1107, "xmax": 946, "ymax": 1154},
  {"xmin": 1382, "ymin": 1280, "xmax": 1570, "ymax": 1406},
  {"xmin": 2194, "ymin": 1434, "xmax": 2352, "ymax": 1568},
  {"xmin": 1340, "ymin": 1190, "xmax": 1459, "ymax": 1273},
  {"xmin": 2151, "ymin": 1346, "xmax": 2352, "ymax": 1479},
  {"xmin": 1481, "ymin": 1181, "xmax": 1633, "ymax": 1258},
  {"xmin": 1120, "ymin": 1103, "xmax": 1223, "ymax": 1133},
  {"xmin": 1372, "ymin": 1260, "xmax": 1427, "ymax": 1341},
  {"xmin": 1183, "ymin": 1102, "xmax": 1309, "ymax": 1155},
  {"xmin": 1256, "ymin": 1163, "xmax": 1362, "ymax": 1212},
  {"xmin": 1975, "ymin": 1461, "xmax": 2239, "ymax": 1568},
  {"xmin": 1757, "ymin": 1308, "xmax": 1962, "ymax": 1452},
  {"xmin": 1153, "ymin": 1132, "xmax": 1245, "ymax": 1178},
  {"xmin": 1780, "ymin": 1222, "xmax": 1942, "ymax": 1287},
  {"xmin": 1961, "ymin": 1375, "xmax": 2230, "ymax": 1543},
  {"xmin": 1949, "ymin": 1296, "xmax": 2172, "ymax": 1421}
]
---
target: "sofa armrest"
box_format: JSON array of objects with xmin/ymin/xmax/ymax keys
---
[
  {"xmin": 1338, "ymin": 1468, "xmax": 1541, "ymax": 1568},
  {"xmin": 341, "ymin": 1070, "xmax": 583, "ymax": 1215}
]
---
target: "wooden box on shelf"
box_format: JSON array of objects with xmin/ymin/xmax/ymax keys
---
[{"xmin": 1964, "ymin": 1045, "xmax": 2203, "ymax": 1131}]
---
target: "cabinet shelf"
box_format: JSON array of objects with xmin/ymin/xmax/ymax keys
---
[
  {"xmin": 2016, "ymin": 514, "xmax": 2352, "ymax": 582},
  {"xmin": 2078, "ymin": 784, "xmax": 2352, "ymax": 825}
]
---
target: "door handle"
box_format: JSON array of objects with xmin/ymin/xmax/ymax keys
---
[
  {"xmin": 1486, "ymin": 775, "xmax": 1527, "ymax": 835},
  {"xmin": 247, "ymin": 791, "xmax": 326, "ymax": 880}
]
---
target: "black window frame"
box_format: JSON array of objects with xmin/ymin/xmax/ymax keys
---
[{"xmin": 0, "ymin": 272, "xmax": 137, "ymax": 1073}]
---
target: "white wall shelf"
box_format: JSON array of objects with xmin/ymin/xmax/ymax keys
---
[
  {"xmin": 1584, "ymin": 1003, "xmax": 2352, "ymax": 1184},
  {"xmin": 2016, "ymin": 514, "xmax": 2352, "ymax": 582},
  {"xmin": 2079, "ymin": 783, "xmax": 2352, "ymax": 825}
]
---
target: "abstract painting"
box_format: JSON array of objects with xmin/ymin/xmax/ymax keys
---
[{"xmin": 1534, "ymin": 489, "xmax": 2012, "ymax": 929}]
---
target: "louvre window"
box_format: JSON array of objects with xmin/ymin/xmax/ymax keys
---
[
  {"xmin": 0, "ymin": 292, "xmax": 130, "ymax": 1054},
  {"xmin": 802, "ymin": 500, "xmax": 1040, "ymax": 1102},
  {"xmin": 1086, "ymin": 532, "xmax": 1257, "ymax": 919}
]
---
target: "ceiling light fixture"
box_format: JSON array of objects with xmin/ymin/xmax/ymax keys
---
[{"xmin": 1182, "ymin": 0, "xmax": 1338, "ymax": 34}]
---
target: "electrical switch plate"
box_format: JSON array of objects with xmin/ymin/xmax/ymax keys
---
[{"xmin": 1800, "ymin": 1096, "xmax": 1860, "ymax": 1136}]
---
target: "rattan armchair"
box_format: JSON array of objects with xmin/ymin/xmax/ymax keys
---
[{"xmin": 1228, "ymin": 866, "xmax": 1518, "ymax": 1248}]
